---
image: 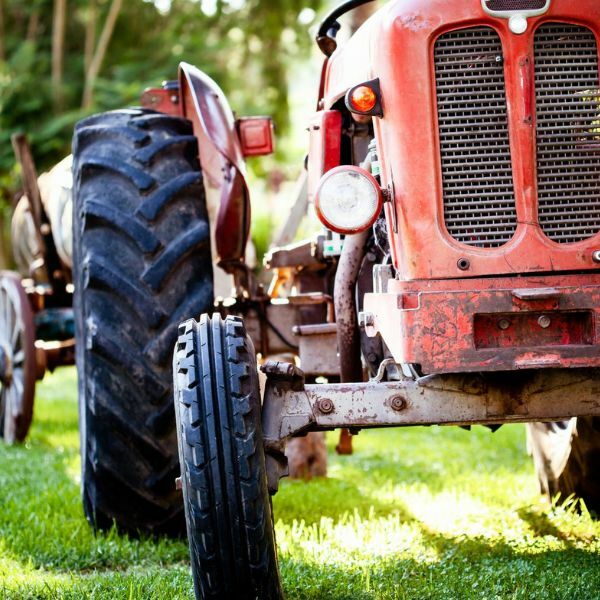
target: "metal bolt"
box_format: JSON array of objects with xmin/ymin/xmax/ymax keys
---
[
  {"xmin": 592, "ymin": 250, "xmax": 600, "ymax": 263},
  {"xmin": 317, "ymin": 398, "xmax": 334, "ymax": 414},
  {"xmin": 538, "ymin": 315, "xmax": 551, "ymax": 329},
  {"xmin": 390, "ymin": 396, "xmax": 406, "ymax": 412},
  {"xmin": 457, "ymin": 258, "xmax": 470, "ymax": 271},
  {"xmin": 498, "ymin": 318, "xmax": 511, "ymax": 331}
]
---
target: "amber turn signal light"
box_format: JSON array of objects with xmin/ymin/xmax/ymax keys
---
[
  {"xmin": 345, "ymin": 78, "xmax": 383, "ymax": 117},
  {"xmin": 349, "ymin": 86, "xmax": 377, "ymax": 113}
]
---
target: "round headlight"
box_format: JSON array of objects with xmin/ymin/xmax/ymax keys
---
[{"xmin": 314, "ymin": 166, "xmax": 384, "ymax": 234}]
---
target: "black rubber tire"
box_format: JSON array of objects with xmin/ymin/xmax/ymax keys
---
[
  {"xmin": 528, "ymin": 418, "xmax": 600, "ymax": 514},
  {"xmin": 174, "ymin": 314, "xmax": 283, "ymax": 600},
  {"xmin": 72, "ymin": 108, "xmax": 213, "ymax": 535}
]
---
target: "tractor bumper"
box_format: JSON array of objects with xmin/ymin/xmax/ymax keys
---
[{"xmin": 363, "ymin": 273, "xmax": 600, "ymax": 374}]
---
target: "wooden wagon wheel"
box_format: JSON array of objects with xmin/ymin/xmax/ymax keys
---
[{"xmin": 0, "ymin": 272, "xmax": 36, "ymax": 443}]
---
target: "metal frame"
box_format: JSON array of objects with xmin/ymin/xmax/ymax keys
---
[{"xmin": 261, "ymin": 360, "xmax": 600, "ymax": 492}]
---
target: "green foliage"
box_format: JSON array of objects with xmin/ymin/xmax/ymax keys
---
[
  {"xmin": 0, "ymin": 367, "xmax": 598, "ymax": 598},
  {"xmin": 0, "ymin": 0, "xmax": 324, "ymax": 209}
]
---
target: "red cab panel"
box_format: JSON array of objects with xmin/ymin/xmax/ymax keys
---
[{"xmin": 307, "ymin": 110, "xmax": 342, "ymax": 203}]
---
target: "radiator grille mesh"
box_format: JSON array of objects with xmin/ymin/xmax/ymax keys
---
[
  {"xmin": 435, "ymin": 27, "xmax": 517, "ymax": 248},
  {"xmin": 535, "ymin": 24, "xmax": 600, "ymax": 244},
  {"xmin": 485, "ymin": 0, "xmax": 547, "ymax": 11}
]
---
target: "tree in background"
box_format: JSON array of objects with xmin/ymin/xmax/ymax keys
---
[{"xmin": 0, "ymin": 0, "xmax": 325, "ymax": 262}]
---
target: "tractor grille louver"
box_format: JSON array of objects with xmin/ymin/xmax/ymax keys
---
[
  {"xmin": 484, "ymin": 0, "xmax": 548, "ymax": 11},
  {"xmin": 434, "ymin": 27, "xmax": 517, "ymax": 248},
  {"xmin": 535, "ymin": 24, "xmax": 600, "ymax": 244}
]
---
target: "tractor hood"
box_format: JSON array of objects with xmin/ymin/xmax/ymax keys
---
[
  {"xmin": 323, "ymin": 0, "xmax": 600, "ymax": 282},
  {"xmin": 323, "ymin": 0, "xmax": 450, "ymax": 109}
]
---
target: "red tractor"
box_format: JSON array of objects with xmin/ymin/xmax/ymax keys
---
[{"xmin": 71, "ymin": 0, "xmax": 600, "ymax": 598}]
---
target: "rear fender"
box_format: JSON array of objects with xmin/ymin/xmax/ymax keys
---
[{"xmin": 178, "ymin": 62, "xmax": 250, "ymax": 267}]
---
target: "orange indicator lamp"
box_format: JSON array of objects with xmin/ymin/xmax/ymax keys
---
[
  {"xmin": 345, "ymin": 78, "xmax": 383, "ymax": 117},
  {"xmin": 349, "ymin": 86, "xmax": 377, "ymax": 113}
]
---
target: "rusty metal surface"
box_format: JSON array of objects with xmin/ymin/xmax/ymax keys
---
[
  {"xmin": 473, "ymin": 311, "xmax": 592, "ymax": 349},
  {"xmin": 260, "ymin": 361, "xmax": 305, "ymax": 493},
  {"xmin": 364, "ymin": 273, "xmax": 600, "ymax": 374},
  {"xmin": 334, "ymin": 231, "xmax": 368, "ymax": 455},
  {"xmin": 293, "ymin": 323, "xmax": 339, "ymax": 377},
  {"xmin": 322, "ymin": 0, "xmax": 600, "ymax": 280},
  {"xmin": 238, "ymin": 301, "xmax": 299, "ymax": 357},
  {"xmin": 178, "ymin": 62, "xmax": 250, "ymax": 266},
  {"xmin": 264, "ymin": 240, "xmax": 322, "ymax": 270},
  {"xmin": 357, "ymin": 248, "xmax": 385, "ymax": 376},
  {"xmin": 140, "ymin": 86, "xmax": 180, "ymax": 117},
  {"xmin": 262, "ymin": 364, "xmax": 600, "ymax": 447},
  {"xmin": 229, "ymin": 292, "xmax": 335, "ymax": 359},
  {"xmin": 335, "ymin": 231, "xmax": 368, "ymax": 384}
]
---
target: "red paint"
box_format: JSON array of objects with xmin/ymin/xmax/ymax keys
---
[
  {"xmin": 307, "ymin": 110, "xmax": 342, "ymax": 203},
  {"xmin": 319, "ymin": 0, "xmax": 600, "ymax": 281},
  {"xmin": 178, "ymin": 62, "xmax": 250, "ymax": 265},
  {"xmin": 473, "ymin": 312, "xmax": 593, "ymax": 349},
  {"xmin": 140, "ymin": 87, "xmax": 180, "ymax": 117},
  {"xmin": 237, "ymin": 117, "xmax": 275, "ymax": 157},
  {"xmin": 364, "ymin": 273, "xmax": 600, "ymax": 373},
  {"xmin": 315, "ymin": 0, "xmax": 600, "ymax": 377}
]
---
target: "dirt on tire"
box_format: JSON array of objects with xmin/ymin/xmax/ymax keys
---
[{"xmin": 72, "ymin": 108, "xmax": 214, "ymax": 535}]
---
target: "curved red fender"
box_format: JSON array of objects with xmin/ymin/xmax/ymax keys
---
[{"xmin": 178, "ymin": 62, "xmax": 250, "ymax": 269}]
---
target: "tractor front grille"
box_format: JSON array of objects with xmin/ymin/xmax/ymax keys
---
[
  {"xmin": 484, "ymin": 0, "xmax": 548, "ymax": 11},
  {"xmin": 434, "ymin": 27, "xmax": 517, "ymax": 248},
  {"xmin": 535, "ymin": 24, "xmax": 600, "ymax": 244}
]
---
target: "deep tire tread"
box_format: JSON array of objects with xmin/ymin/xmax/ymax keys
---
[
  {"xmin": 174, "ymin": 315, "xmax": 283, "ymax": 600},
  {"xmin": 73, "ymin": 108, "xmax": 214, "ymax": 535}
]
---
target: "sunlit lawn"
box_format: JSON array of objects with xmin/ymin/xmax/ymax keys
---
[{"xmin": 0, "ymin": 367, "xmax": 597, "ymax": 599}]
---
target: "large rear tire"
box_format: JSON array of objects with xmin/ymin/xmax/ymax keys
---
[
  {"xmin": 528, "ymin": 418, "xmax": 600, "ymax": 514},
  {"xmin": 174, "ymin": 314, "xmax": 283, "ymax": 600},
  {"xmin": 72, "ymin": 108, "xmax": 213, "ymax": 535}
]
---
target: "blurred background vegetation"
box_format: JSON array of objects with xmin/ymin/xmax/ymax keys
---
[{"xmin": 0, "ymin": 0, "xmax": 382, "ymax": 266}]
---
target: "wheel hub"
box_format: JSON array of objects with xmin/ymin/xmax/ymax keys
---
[{"xmin": 0, "ymin": 345, "xmax": 12, "ymax": 386}]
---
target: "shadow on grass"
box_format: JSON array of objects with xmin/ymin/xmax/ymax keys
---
[
  {"xmin": 280, "ymin": 540, "xmax": 600, "ymax": 600},
  {"xmin": 274, "ymin": 476, "xmax": 409, "ymax": 525},
  {"xmin": 323, "ymin": 426, "xmax": 531, "ymax": 494},
  {"xmin": 280, "ymin": 496, "xmax": 600, "ymax": 599},
  {"xmin": 0, "ymin": 430, "xmax": 187, "ymax": 573}
]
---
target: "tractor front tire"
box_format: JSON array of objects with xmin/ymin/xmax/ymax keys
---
[
  {"xmin": 174, "ymin": 314, "xmax": 283, "ymax": 600},
  {"xmin": 72, "ymin": 109, "xmax": 213, "ymax": 535},
  {"xmin": 528, "ymin": 418, "xmax": 600, "ymax": 514}
]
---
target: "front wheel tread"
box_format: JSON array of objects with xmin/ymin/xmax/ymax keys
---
[{"xmin": 175, "ymin": 314, "xmax": 282, "ymax": 600}]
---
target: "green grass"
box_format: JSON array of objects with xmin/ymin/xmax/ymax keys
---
[{"xmin": 0, "ymin": 368, "xmax": 597, "ymax": 599}]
